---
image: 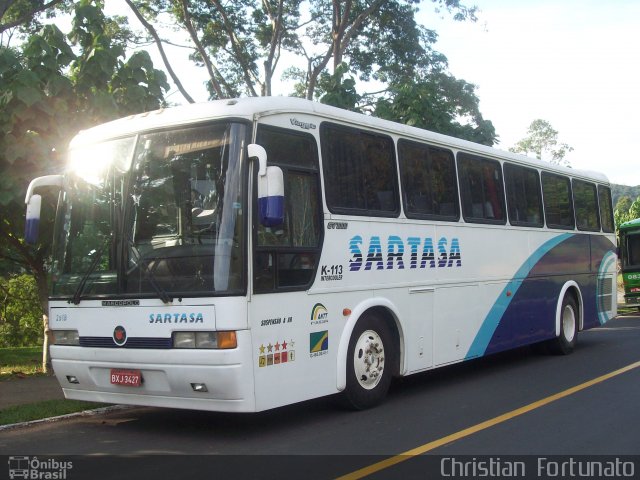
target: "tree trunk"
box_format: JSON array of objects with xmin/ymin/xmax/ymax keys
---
[
  {"xmin": 42, "ymin": 312, "xmax": 51, "ymax": 373},
  {"xmin": 124, "ymin": 0, "xmax": 195, "ymax": 104},
  {"xmin": 34, "ymin": 265, "xmax": 52, "ymax": 373}
]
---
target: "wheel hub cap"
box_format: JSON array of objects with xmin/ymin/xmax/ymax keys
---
[
  {"xmin": 353, "ymin": 330, "xmax": 385, "ymax": 390},
  {"xmin": 562, "ymin": 305, "xmax": 576, "ymax": 342}
]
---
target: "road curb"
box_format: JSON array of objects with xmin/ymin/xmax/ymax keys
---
[{"xmin": 0, "ymin": 405, "xmax": 135, "ymax": 432}]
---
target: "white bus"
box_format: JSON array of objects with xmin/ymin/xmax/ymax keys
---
[{"xmin": 25, "ymin": 97, "xmax": 617, "ymax": 412}]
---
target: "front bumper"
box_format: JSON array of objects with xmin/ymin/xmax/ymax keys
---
[{"xmin": 51, "ymin": 330, "xmax": 256, "ymax": 412}]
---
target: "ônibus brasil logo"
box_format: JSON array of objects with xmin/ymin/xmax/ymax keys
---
[{"xmin": 8, "ymin": 456, "xmax": 73, "ymax": 479}]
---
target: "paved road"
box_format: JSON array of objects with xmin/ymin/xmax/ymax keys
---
[{"xmin": 1, "ymin": 313, "xmax": 639, "ymax": 479}]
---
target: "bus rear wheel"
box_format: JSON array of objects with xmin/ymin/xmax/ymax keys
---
[
  {"xmin": 548, "ymin": 294, "xmax": 578, "ymax": 355},
  {"xmin": 344, "ymin": 313, "xmax": 395, "ymax": 410}
]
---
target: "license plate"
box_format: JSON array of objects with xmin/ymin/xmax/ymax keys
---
[{"xmin": 110, "ymin": 369, "xmax": 142, "ymax": 387}]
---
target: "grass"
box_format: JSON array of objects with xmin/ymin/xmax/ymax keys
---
[
  {"xmin": 0, "ymin": 399, "xmax": 108, "ymax": 427},
  {"xmin": 0, "ymin": 346, "xmax": 44, "ymax": 379},
  {"xmin": 618, "ymin": 304, "xmax": 640, "ymax": 315},
  {"xmin": 1, "ymin": 347, "xmax": 108, "ymax": 426}
]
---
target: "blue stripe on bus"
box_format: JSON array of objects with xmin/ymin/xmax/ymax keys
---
[{"xmin": 465, "ymin": 233, "xmax": 573, "ymax": 360}]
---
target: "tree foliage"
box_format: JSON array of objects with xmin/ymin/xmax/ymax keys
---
[
  {"xmin": 317, "ymin": 62, "xmax": 361, "ymax": 111},
  {"xmin": 611, "ymin": 183, "xmax": 640, "ymax": 210},
  {"xmin": 510, "ymin": 119, "xmax": 573, "ymax": 166},
  {"xmin": 0, "ymin": 0, "xmax": 71, "ymax": 38},
  {"xmin": 1, "ymin": 0, "xmax": 168, "ymax": 274},
  {"xmin": 127, "ymin": 0, "xmax": 496, "ymax": 144},
  {"xmin": 0, "ymin": 0, "xmax": 169, "ymax": 360},
  {"xmin": 615, "ymin": 195, "xmax": 640, "ymax": 230},
  {"xmin": 0, "ymin": 274, "xmax": 42, "ymax": 347},
  {"xmin": 374, "ymin": 72, "xmax": 497, "ymax": 146}
]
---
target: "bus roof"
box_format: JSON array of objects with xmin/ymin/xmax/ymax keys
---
[
  {"xmin": 620, "ymin": 218, "xmax": 640, "ymax": 231},
  {"xmin": 70, "ymin": 96, "xmax": 610, "ymax": 184}
]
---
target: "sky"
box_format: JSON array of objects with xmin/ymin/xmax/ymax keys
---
[
  {"xmin": 418, "ymin": 0, "xmax": 640, "ymax": 186},
  {"xmin": 107, "ymin": 0, "xmax": 640, "ymax": 186}
]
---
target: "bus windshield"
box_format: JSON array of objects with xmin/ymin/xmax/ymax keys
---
[
  {"xmin": 622, "ymin": 231, "xmax": 640, "ymax": 268},
  {"xmin": 51, "ymin": 122, "xmax": 247, "ymax": 300}
]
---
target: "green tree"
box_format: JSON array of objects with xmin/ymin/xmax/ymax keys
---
[
  {"xmin": 510, "ymin": 119, "xmax": 573, "ymax": 166},
  {"xmin": 0, "ymin": 274, "xmax": 41, "ymax": 347},
  {"xmin": 615, "ymin": 195, "xmax": 632, "ymax": 225},
  {"xmin": 126, "ymin": 1, "xmax": 494, "ymax": 144},
  {"xmin": 611, "ymin": 183, "xmax": 640, "ymax": 209},
  {"xmin": 0, "ymin": 0, "xmax": 71, "ymax": 37},
  {"xmin": 614, "ymin": 195, "xmax": 640, "ymax": 230},
  {"xmin": 318, "ymin": 62, "xmax": 361, "ymax": 111},
  {"xmin": 0, "ymin": 0, "xmax": 168, "ymax": 369},
  {"xmin": 373, "ymin": 72, "xmax": 497, "ymax": 146},
  {"xmin": 630, "ymin": 197, "xmax": 640, "ymax": 221}
]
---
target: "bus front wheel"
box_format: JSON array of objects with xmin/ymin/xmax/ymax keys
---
[
  {"xmin": 548, "ymin": 294, "xmax": 578, "ymax": 355},
  {"xmin": 344, "ymin": 313, "xmax": 395, "ymax": 410}
]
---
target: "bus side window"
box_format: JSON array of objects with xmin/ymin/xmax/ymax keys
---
[
  {"xmin": 598, "ymin": 185, "xmax": 615, "ymax": 233},
  {"xmin": 504, "ymin": 163, "xmax": 543, "ymax": 227},
  {"xmin": 573, "ymin": 180, "xmax": 600, "ymax": 231},
  {"xmin": 321, "ymin": 123, "xmax": 399, "ymax": 216},
  {"xmin": 542, "ymin": 173, "xmax": 575, "ymax": 229},
  {"xmin": 254, "ymin": 126, "xmax": 322, "ymax": 292},
  {"xmin": 457, "ymin": 153, "xmax": 506, "ymax": 225},
  {"xmin": 398, "ymin": 139, "xmax": 459, "ymax": 221}
]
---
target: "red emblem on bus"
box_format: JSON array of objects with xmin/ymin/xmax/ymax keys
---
[{"xmin": 113, "ymin": 326, "xmax": 127, "ymax": 346}]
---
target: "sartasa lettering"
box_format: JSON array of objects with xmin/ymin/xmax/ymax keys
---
[
  {"xmin": 349, "ymin": 235, "xmax": 462, "ymax": 271},
  {"xmin": 149, "ymin": 313, "xmax": 204, "ymax": 323}
]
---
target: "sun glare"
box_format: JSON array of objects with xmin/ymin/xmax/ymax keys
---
[{"xmin": 68, "ymin": 137, "xmax": 136, "ymax": 185}]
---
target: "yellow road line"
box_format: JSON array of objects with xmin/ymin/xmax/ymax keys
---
[{"xmin": 336, "ymin": 359, "xmax": 640, "ymax": 480}]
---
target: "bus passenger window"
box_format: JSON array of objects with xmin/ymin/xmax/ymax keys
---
[
  {"xmin": 321, "ymin": 123, "xmax": 399, "ymax": 216},
  {"xmin": 573, "ymin": 180, "xmax": 600, "ymax": 231},
  {"xmin": 542, "ymin": 173, "xmax": 574, "ymax": 229},
  {"xmin": 504, "ymin": 163, "xmax": 543, "ymax": 227},
  {"xmin": 457, "ymin": 153, "xmax": 506, "ymax": 224},
  {"xmin": 598, "ymin": 185, "xmax": 615, "ymax": 233},
  {"xmin": 398, "ymin": 140, "xmax": 459, "ymax": 221}
]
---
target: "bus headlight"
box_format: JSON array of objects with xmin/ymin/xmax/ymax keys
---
[
  {"xmin": 195, "ymin": 332, "xmax": 217, "ymax": 349},
  {"xmin": 172, "ymin": 331, "xmax": 237, "ymax": 349},
  {"xmin": 52, "ymin": 330, "xmax": 80, "ymax": 346}
]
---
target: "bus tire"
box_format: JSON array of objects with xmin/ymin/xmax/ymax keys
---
[
  {"xmin": 548, "ymin": 294, "xmax": 578, "ymax": 355},
  {"xmin": 344, "ymin": 313, "xmax": 395, "ymax": 410}
]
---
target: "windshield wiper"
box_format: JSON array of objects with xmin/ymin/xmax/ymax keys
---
[
  {"xmin": 71, "ymin": 239, "xmax": 109, "ymax": 305},
  {"xmin": 127, "ymin": 238, "xmax": 173, "ymax": 304}
]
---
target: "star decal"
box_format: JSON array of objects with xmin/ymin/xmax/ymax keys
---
[
  {"xmin": 267, "ymin": 343, "xmax": 273, "ymax": 352},
  {"xmin": 275, "ymin": 341, "xmax": 281, "ymax": 351},
  {"xmin": 259, "ymin": 344, "xmax": 265, "ymax": 354},
  {"xmin": 281, "ymin": 340, "xmax": 288, "ymax": 350}
]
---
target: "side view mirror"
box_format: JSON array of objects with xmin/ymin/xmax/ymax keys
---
[
  {"xmin": 24, "ymin": 174, "xmax": 64, "ymax": 244},
  {"xmin": 25, "ymin": 194, "xmax": 42, "ymax": 244},
  {"xmin": 248, "ymin": 144, "xmax": 285, "ymax": 227}
]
